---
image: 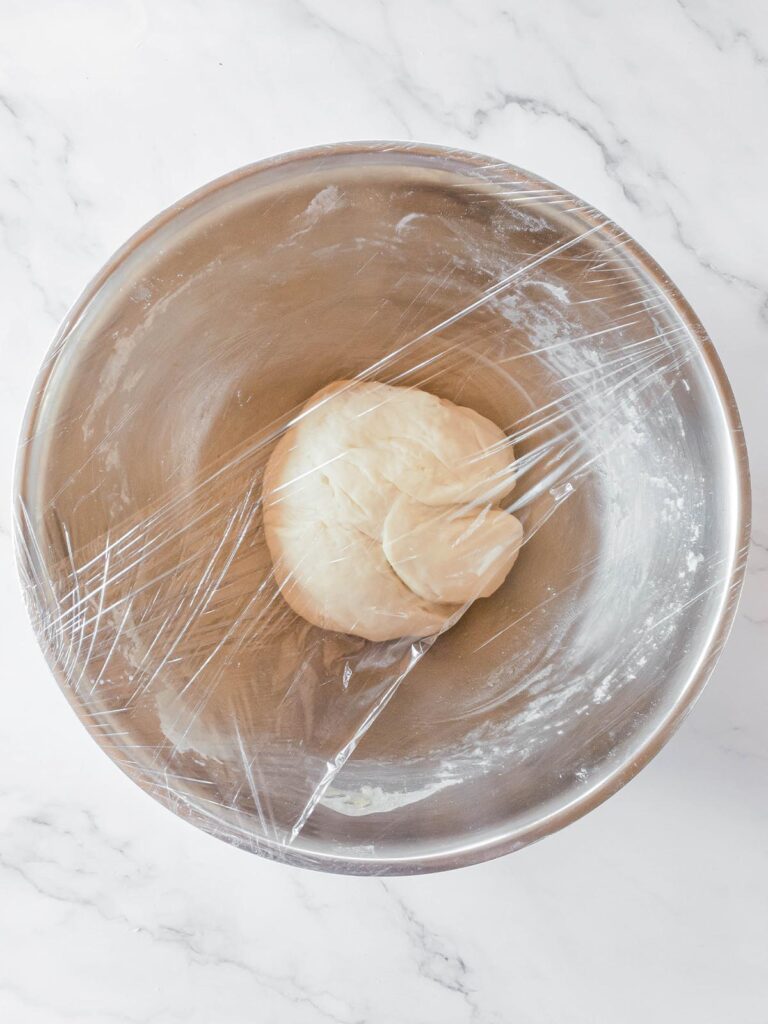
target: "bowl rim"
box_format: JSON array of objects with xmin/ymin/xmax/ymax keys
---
[{"xmin": 14, "ymin": 140, "xmax": 752, "ymax": 874}]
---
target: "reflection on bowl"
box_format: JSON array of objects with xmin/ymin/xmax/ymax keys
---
[{"xmin": 15, "ymin": 143, "xmax": 749, "ymax": 873}]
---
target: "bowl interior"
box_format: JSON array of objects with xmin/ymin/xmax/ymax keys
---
[{"xmin": 16, "ymin": 145, "xmax": 745, "ymax": 871}]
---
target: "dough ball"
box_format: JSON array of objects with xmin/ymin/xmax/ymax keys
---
[{"xmin": 262, "ymin": 380, "xmax": 522, "ymax": 641}]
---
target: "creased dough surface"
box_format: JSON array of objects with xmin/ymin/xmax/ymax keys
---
[{"xmin": 262, "ymin": 380, "xmax": 522, "ymax": 641}]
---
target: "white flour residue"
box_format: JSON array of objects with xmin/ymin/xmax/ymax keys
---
[
  {"xmin": 321, "ymin": 776, "xmax": 461, "ymax": 817},
  {"xmin": 153, "ymin": 684, "xmax": 227, "ymax": 761},
  {"xmin": 686, "ymin": 550, "xmax": 704, "ymax": 573},
  {"xmin": 81, "ymin": 333, "xmax": 138, "ymax": 441},
  {"xmin": 592, "ymin": 671, "xmax": 616, "ymax": 704},
  {"xmin": 298, "ymin": 185, "xmax": 346, "ymax": 228},
  {"xmin": 527, "ymin": 278, "xmax": 570, "ymax": 304}
]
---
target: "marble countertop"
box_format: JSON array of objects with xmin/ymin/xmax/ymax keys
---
[{"xmin": 1, "ymin": 1, "xmax": 766, "ymax": 1021}]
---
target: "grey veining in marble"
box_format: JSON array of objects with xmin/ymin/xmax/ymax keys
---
[{"xmin": 0, "ymin": 1, "xmax": 766, "ymax": 1021}]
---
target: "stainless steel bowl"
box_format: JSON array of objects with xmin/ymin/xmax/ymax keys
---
[{"xmin": 15, "ymin": 143, "xmax": 750, "ymax": 873}]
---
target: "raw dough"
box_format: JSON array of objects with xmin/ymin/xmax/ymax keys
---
[{"xmin": 262, "ymin": 380, "xmax": 522, "ymax": 641}]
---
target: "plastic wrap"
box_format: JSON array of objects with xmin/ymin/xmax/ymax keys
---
[{"xmin": 14, "ymin": 143, "xmax": 749, "ymax": 873}]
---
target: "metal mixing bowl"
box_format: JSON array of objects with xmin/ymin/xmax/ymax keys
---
[{"xmin": 15, "ymin": 143, "xmax": 750, "ymax": 873}]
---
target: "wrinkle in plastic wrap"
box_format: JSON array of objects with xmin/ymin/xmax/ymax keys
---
[{"xmin": 14, "ymin": 145, "xmax": 748, "ymax": 871}]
